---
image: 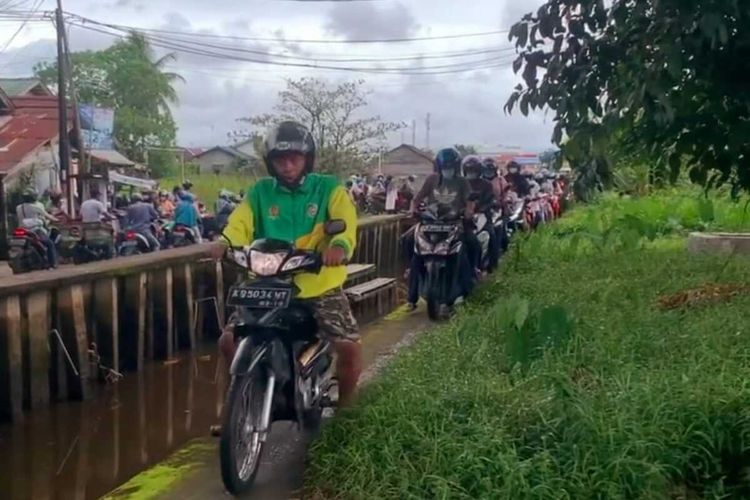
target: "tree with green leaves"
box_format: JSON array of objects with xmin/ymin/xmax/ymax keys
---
[
  {"xmin": 35, "ymin": 33, "xmax": 184, "ymax": 177},
  {"xmin": 506, "ymin": 1, "xmax": 750, "ymax": 195},
  {"xmin": 454, "ymin": 144, "xmax": 478, "ymax": 157},
  {"xmin": 231, "ymin": 77, "xmax": 403, "ymax": 177}
]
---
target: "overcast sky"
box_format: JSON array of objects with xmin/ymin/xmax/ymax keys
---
[{"xmin": 0, "ymin": 0, "xmax": 554, "ymax": 152}]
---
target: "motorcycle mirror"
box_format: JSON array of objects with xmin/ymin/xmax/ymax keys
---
[{"xmin": 324, "ymin": 219, "xmax": 347, "ymax": 236}]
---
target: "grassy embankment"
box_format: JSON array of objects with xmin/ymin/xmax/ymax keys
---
[{"xmin": 305, "ymin": 189, "xmax": 750, "ymax": 499}]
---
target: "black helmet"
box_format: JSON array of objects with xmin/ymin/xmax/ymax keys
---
[
  {"xmin": 263, "ymin": 120, "xmax": 316, "ymax": 179},
  {"xmin": 507, "ymin": 161, "xmax": 521, "ymax": 174},
  {"xmin": 182, "ymin": 179, "xmax": 193, "ymax": 191},
  {"xmin": 434, "ymin": 147, "xmax": 462, "ymax": 177},
  {"xmin": 461, "ymin": 155, "xmax": 482, "ymax": 179},
  {"xmin": 481, "ymin": 158, "xmax": 498, "ymax": 180},
  {"xmin": 22, "ymin": 187, "xmax": 38, "ymax": 204}
]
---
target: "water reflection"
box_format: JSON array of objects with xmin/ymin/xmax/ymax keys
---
[{"xmin": 0, "ymin": 347, "xmax": 227, "ymax": 500}]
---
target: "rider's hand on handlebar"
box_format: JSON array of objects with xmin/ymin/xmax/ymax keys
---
[
  {"xmin": 323, "ymin": 245, "xmax": 347, "ymax": 267},
  {"xmin": 209, "ymin": 240, "xmax": 228, "ymax": 260}
]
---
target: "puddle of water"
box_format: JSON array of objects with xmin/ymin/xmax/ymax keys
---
[{"xmin": 0, "ymin": 346, "xmax": 227, "ymax": 500}]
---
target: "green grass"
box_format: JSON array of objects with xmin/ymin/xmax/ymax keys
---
[
  {"xmin": 156, "ymin": 174, "xmax": 252, "ymax": 207},
  {"xmin": 304, "ymin": 190, "xmax": 750, "ymax": 499}
]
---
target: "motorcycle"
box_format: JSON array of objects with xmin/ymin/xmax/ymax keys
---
[
  {"xmin": 170, "ymin": 223, "xmax": 198, "ymax": 247},
  {"xmin": 413, "ymin": 206, "xmax": 469, "ymax": 320},
  {"xmin": 218, "ymin": 220, "xmax": 346, "ymax": 495},
  {"xmin": 8, "ymin": 226, "xmax": 50, "ymax": 274},
  {"xmin": 72, "ymin": 223, "xmax": 115, "ymax": 264},
  {"xmin": 473, "ymin": 211, "xmax": 494, "ymax": 271},
  {"xmin": 505, "ymin": 199, "xmax": 526, "ymax": 238},
  {"xmin": 117, "ymin": 229, "xmax": 156, "ymax": 256},
  {"xmin": 489, "ymin": 204, "xmax": 510, "ymax": 253}
]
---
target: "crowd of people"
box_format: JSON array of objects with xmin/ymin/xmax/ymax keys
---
[
  {"xmin": 397, "ymin": 147, "xmax": 571, "ymax": 310},
  {"xmin": 11, "ymin": 180, "xmax": 247, "ymax": 269},
  {"xmin": 344, "ymin": 159, "xmax": 569, "ymax": 218}
]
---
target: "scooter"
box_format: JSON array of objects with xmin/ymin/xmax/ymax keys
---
[
  {"xmin": 72, "ymin": 223, "xmax": 115, "ymax": 264},
  {"xmin": 117, "ymin": 229, "xmax": 156, "ymax": 256},
  {"xmin": 8, "ymin": 227, "xmax": 50, "ymax": 274}
]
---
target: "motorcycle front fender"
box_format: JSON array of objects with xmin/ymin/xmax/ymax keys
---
[{"xmin": 230, "ymin": 337, "xmax": 268, "ymax": 376}]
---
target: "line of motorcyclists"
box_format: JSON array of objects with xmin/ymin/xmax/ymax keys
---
[
  {"xmin": 399, "ymin": 146, "xmax": 570, "ymax": 319},
  {"xmin": 8, "ymin": 181, "xmax": 244, "ymax": 275}
]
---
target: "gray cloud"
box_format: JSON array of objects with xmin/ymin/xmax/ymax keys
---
[{"xmin": 325, "ymin": 1, "xmax": 419, "ymax": 40}]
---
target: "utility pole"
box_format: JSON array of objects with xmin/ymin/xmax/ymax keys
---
[
  {"xmin": 0, "ymin": 173, "xmax": 8, "ymax": 260},
  {"xmin": 55, "ymin": 2, "xmax": 73, "ymax": 215},
  {"xmin": 411, "ymin": 119, "xmax": 416, "ymax": 146},
  {"xmin": 60, "ymin": 7, "xmax": 87, "ymax": 208},
  {"xmin": 425, "ymin": 113, "xmax": 431, "ymax": 150}
]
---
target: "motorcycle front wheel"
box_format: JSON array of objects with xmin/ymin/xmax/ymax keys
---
[{"xmin": 220, "ymin": 372, "xmax": 266, "ymax": 495}]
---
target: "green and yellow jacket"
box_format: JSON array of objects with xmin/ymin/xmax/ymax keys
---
[{"xmin": 222, "ymin": 174, "xmax": 358, "ymax": 298}]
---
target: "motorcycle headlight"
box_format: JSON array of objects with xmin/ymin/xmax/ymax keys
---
[{"xmin": 250, "ymin": 251, "xmax": 285, "ymax": 276}]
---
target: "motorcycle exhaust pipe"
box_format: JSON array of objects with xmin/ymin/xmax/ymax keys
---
[{"xmin": 258, "ymin": 371, "xmax": 276, "ymax": 441}]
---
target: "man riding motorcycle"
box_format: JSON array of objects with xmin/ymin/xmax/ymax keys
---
[
  {"xmin": 125, "ymin": 192, "xmax": 161, "ymax": 251},
  {"xmin": 481, "ymin": 157, "xmax": 505, "ymax": 202},
  {"xmin": 210, "ymin": 120, "xmax": 362, "ymax": 408},
  {"xmin": 15, "ymin": 188, "xmax": 58, "ymax": 268},
  {"xmin": 463, "ymin": 156, "xmax": 501, "ymax": 273},
  {"xmin": 403, "ymin": 147, "xmax": 479, "ymax": 310}
]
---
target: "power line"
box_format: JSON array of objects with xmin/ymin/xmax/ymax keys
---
[
  {"xmin": 67, "ymin": 20, "xmax": 515, "ymax": 76},
  {"xmin": 65, "ymin": 12, "xmax": 508, "ymax": 45},
  {"xmin": 0, "ymin": 0, "xmax": 45, "ymax": 57}
]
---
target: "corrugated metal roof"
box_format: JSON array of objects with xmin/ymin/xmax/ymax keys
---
[
  {"xmin": 195, "ymin": 145, "xmax": 253, "ymax": 160},
  {"xmin": 90, "ymin": 149, "xmax": 135, "ymax": 166},
  {"xmin": 0, "ymin": 78, "xmax": 51, "ymax": 97},
  {"xmin": 0, "ymin": 95, "xmax": 71, "ymax": 173}
]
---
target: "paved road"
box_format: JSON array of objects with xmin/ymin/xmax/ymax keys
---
[{"xmin": 106, "ymin": 305, "xmax": 431, "ymax": 500}]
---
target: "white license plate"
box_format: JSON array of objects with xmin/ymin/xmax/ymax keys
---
[
  {"xmin": 10, "ymin": 239, "xmax": 26, "ymax": 246},
  {"xmin": 121, "ymin": 240, "xmax": 138, "ymax": 247},
  {"xmin": 227, "ymin": 286, "xmax": 292, "ymax": 308}
]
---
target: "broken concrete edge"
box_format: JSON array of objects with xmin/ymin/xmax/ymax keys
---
[
  {"xmin": 101, "ymin": 440, "xmax": 215, "ymax": 500},
  {"xmin": 687, "ymin": 232, "xmax": 750, "ymax": 255}
]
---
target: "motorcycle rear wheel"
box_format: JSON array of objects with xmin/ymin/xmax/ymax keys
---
[{"xmin": 220, "ymin": 372, "xmax": 266, "ymax": 495}]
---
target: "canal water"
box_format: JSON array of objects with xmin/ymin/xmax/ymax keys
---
[{"xmin": 0, "ymin": 348, "xmax": 227, "ymax": 500}]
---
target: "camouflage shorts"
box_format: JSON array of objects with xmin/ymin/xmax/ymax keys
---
[{"xmin": 305, "ymin": 288, "xmax": 360, "ymax": 342}]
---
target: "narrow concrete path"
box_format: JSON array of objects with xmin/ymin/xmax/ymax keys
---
[{"xmin": 105, "ymin": 305, "xmax": 432, "ymax": 500}]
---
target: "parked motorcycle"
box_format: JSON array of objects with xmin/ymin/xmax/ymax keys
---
[
  {"xmin": 218, "ymin": 220, "xmax": 346, "ymax": 495},
  {"xmin": 8, "ymin": 227, "xmax": 50, "ymax": 274},
  {"xmin": 413, "ymin": 206, "xmax": 469, "ymax": 320}
]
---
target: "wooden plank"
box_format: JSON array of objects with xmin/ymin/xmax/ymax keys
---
[
  {"xmin": 0, "ymin": 296, "xmax": 23, "ymax": 422},
  {"xmin": 122, "ymin": 272, "xmax": 147, "ymax": 371},
  {"xmin": 22, "ymin": 291, "xmax": 51, "ymax": 410},
  {"xmin": 150, "ymin": 268, "xmax": 174, "ymax": 360},
  {"xmin": 50, "ymin": 294, "xmax": 68, "ymax": 402},
  {"xmin": 94, "ymin": 278, "xmax": 119, "ymax": 376},
  {"xmin": 215, "ymin": 260, "xmax": 226, "ymax": 328},
  {"xmin": 173, "ymin": 263, "xmax": 196, "ymax": 351},
  {"xmin": 57, "ymin": 285, "xmax": 91, "ymax": 400}
]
